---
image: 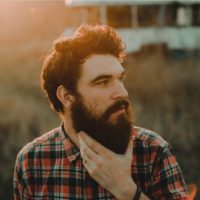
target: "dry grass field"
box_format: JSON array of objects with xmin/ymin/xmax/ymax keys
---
[{"xmin": 0, "ymin": 1, "xmax": 199, "ymax": 199}]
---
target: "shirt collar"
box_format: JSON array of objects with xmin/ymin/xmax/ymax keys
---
[{"xmin": 59, "ymin": 124, "xmax": 80, "ymax": 162}]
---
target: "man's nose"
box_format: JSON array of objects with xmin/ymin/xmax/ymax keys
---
[{"xmin": 111, "ymin": 81, "xmax": 128, "ymax": 100}]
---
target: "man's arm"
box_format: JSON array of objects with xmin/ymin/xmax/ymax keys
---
[
  {"xmin": 13, "ymin": 154, "xmax": 30, "ymax": 200},
  {"xmin": 78, "ymin": 132, "xmax": 149, "ymax": 200},
  {"xmin": 149, "ymin": 145, "xmax": 189, "ymax": 199}
]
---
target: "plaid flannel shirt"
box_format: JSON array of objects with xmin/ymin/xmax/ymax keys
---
[{"xmin": 14, "ymin": 125, "xmax": 189, "ymax": 200}]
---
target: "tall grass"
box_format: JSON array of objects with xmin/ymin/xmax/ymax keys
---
[{"xmin": 124, "ymin": 45, "xmax": 200, "ymax": 198}]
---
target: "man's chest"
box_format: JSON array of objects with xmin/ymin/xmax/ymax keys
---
[{"xmin": 26, "ymin": 159, "xmax": 116, "ymax": 200}]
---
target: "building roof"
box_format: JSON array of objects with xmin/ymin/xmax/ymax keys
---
[
  {"xmin": 63, "ymin": 27, "xmax": 200, "ymax": 53},
  {"xmin": 66, "ymin": 0, "xmax": 200, "ymax": 6}
]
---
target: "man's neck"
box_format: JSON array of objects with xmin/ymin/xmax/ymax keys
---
[{"xmin": 62, "ymin": 116, "xmax": 80, "ymax": 148}]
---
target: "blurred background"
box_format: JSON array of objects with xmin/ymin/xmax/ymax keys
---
[{"xmin": 0, "ymin": 0, "xmax": 200, "ymax": 199}]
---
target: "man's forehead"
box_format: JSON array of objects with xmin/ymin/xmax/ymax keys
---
[{"xmin": 81, "ymin": 54, "xmax": 124, "ymax": 80}]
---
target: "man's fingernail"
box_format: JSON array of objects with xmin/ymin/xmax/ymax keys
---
[
  {"xmin": 80, "ymin": 131, "xmax": 86, "ymax": 138},
  {"xmin": 78, "ymin": 135, "xmax": 84, "ymax": 148},
  {"xmin": 78, "ymin": 134, "xmax": 82, "ymax": 141}
]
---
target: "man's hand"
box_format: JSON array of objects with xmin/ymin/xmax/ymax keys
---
[{"xmin": 78, "ymin": 131, "xmax": 137, "ymax": 200}]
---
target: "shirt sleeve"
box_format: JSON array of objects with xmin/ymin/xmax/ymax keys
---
[
  {"xmin": 149, "ymin": 145, "xmax": 189, "ymax": 200},
  {"xmin": 13, "ymin": 153, "xmax": 31, "ymax": 200}
]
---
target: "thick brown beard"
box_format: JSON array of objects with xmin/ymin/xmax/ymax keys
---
[{"xmin": 70, "ymin": 96, "xmax": 134, "ymax": 154}]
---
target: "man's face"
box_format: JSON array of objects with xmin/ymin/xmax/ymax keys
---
[{"xmin": 70, "ymin": 54, "xmax": 134, "ymax": 154}]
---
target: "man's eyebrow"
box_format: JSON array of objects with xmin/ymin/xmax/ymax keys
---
[
  {"xmin": 90, "ymin": 71, "xmax": 126, "ymax": 84},
  {"xmin": 90, "ymin": 75, "xmax": 112, "ymax": 84}
]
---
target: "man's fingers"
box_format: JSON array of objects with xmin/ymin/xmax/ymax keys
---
[
  {"xmin": 79, "ymin": 131, "xmax": 114, "ymax": 156},
  {"xmin": 79, "ymin": 136, "xmax": 98, "ymax": 170},
  {"xmin": 125, "ymin": 136, "xmax": 134, "ymax": 158},
  {"xmin": 79, "ymin": 134, "xmax": 100, "ymax": 161},
  {"xmin": 79, "ymin": 137, "xmax": 89, "ymax": 160},
  {"xmin": 79, "ymin": 135, "xmax": 106, "ymax": 179}
]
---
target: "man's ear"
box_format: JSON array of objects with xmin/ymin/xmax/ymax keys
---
[{"xmin": 56, "ymin": 85, "xmax": 73, "ymax": 109}]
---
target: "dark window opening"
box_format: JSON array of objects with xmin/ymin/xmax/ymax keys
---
[
  {"xmin": 138, "ymin": 5, "xmax": 160, "ymax": 27},
  {"xmin": 107, "ymin": 5, "xmax": 132, "ymax": 28}
]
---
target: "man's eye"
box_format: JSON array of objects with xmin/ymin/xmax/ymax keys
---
[{"xmin": 96, "ymin": 80, "xmax": 109, "ymax": 86}]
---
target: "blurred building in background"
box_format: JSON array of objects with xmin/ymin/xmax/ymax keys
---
[{"xmin": 65, "ymin": 0, "xmax": 200, "ymax": 54}]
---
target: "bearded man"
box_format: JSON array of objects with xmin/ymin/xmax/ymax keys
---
[{"xmin": 14, "ymin": 24, "xmax": 189, "ymax": 200}]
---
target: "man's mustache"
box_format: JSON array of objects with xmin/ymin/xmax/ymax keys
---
[{"xmin": 104, "ymin": 99, "xmax": 129, "ymax": 117}]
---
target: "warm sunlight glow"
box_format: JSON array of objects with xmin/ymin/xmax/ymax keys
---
[
  {"xmin": 188, "ymin": 184, "xmax": 197, "ymax": 200},
  {"xmin": 65, "ymin": 0, "xmax": 73, "ymax": 5}
]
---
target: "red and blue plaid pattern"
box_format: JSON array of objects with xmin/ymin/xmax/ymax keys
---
[{"xmin": 14, "ymin": 126, "xmax": 189, "ymax": 199}]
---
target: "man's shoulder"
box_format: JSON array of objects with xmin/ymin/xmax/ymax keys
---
[
  {"xmin": 132, "ymin": 126, "xmax": 169, "ymax": 149},
  {"xmin": 16, "ymin": 127, "xmax": 62, "ymax": 162}
]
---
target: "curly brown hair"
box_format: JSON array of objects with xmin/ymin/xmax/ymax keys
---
[{"xmin": 40, "ymin": 24, "xmax": 126, "ymax": 112}]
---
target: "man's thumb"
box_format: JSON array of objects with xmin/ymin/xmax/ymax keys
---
[{"xmin": 125, "ymin": 136, "xmax": 134, "ymax": 157}]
